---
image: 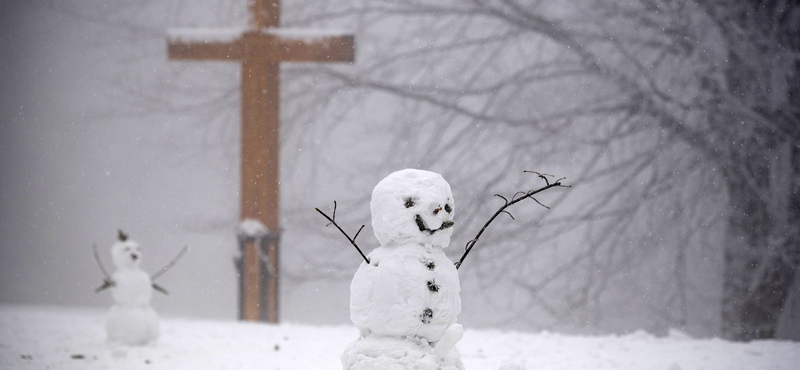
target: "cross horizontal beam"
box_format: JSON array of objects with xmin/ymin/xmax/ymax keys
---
[
  {"xmin": 168, "ymin": 41, "xmax": 241, "ymax": 60},
  {"xmin": 167, "ymin": 29, "xmax": 355, "ymax": 63}
]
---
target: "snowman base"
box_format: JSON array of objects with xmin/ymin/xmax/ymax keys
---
[
  {"xmin": 342, "ymin": 335, "xmax": 464, "ymax": 370},
  {"xmin": 106, "ymin": 305, "xmax": 159, "ymax": 346}
]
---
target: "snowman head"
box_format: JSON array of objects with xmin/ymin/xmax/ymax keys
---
[
  {"xmin": 371, "ymin": 169, "xmax": 455, "ymax": 248},
  {"xmin": 111, "ymin": 230, "xmax": 142, "ymax": 270}
]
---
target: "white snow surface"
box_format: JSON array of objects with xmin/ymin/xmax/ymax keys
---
[{"xmin": 2, "ymin": 304, "xmax": 799, "ymax": 370}]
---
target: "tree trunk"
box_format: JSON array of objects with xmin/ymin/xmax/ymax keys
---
[
  {"xmin": 722, "ymin": 144, "xmax": 799, "ymax": 340},
  {"xmin": 776, "ymin": 267, "xmax": 800, "ymax": 340}
]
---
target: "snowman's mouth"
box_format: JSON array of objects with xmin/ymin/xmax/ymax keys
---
[
  {"xmin": 415, "ymin": 214, "xmax": 454, "ymax": 235},
  {"xmin": 131, "ymin": 254, "xmax": 139, "ymax": 261}
]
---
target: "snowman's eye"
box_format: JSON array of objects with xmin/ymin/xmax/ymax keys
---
[
  {"xmin": 444, "ymin": 204, "xmax": 452, "ymax": 214},
  {"xmin": 404, "ymin": 198, "xmax": 416, "ymax": 208}
]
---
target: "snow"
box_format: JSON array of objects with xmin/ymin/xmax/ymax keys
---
[
  {"xmin": 237, "ymin": 218, "xmax": 268, "ymax": 239},
  {"xmin": 167, "ymin": 28, "xmax": 246, "ymax": 43},
  {"xmin": 2, "ymin": 304, "xmax": 799, "ymax": 370},
  {"xmin": 106, "ymin": 305, "xmax": 159, "ymax": 346},
  {"xmin": 107, "ymin": 239, "xmax": 159, "ymax": 346},
  {"xmin": 342, "ymin": 334, "xmax": 464, "ymax": 370},
  {"xmin": 110, "ymin": 269, "xmax": 152, "ymax": 307},
  {"xmin": 167, "ymin": 27, "xmax": 351, "ymax": 44},
  {"xmin": 370, "ymin": 169, "xmax": 455, "ymax": 248},
  {"xmin": 265, "ymin": 28, "xmax": 352, "ymax": 43},
  {"xmin": 349, "ymin": 243, "xmax": 461, "ymax": 341},
  {"xmin": 111, "ymin": 239, "xmax": 142, "ymax": 272},
  {"xmin": 346, "ymin": 169, "xmax": 461, "ymax": 368}
]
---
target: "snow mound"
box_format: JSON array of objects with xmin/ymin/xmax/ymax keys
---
[
  {"xmin": 342, "ymin": 335, "xmax": 464, "ymax": 370},
  {"xmin": 237, "ymin": 218, "xmax": 268, "ymax": 239}
]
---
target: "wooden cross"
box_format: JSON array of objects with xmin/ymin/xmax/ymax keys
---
[{"xmin": 167, "ymin": 0, "xmax": 354, "ymax": 323}]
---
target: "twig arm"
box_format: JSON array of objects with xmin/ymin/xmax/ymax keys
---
[
  {"xmin": 93, "ymin": 243, "xmax": 115, "ymax": 293},
  {"xmin": 95, "ymin": 279, "xmax": 114, "ymax": 294},
  {"xmin": 455, "ymin": 172, "xmax": 570, "ymax": 269},
  {"xmin": 152, "ymin": 283, "xmax": 169, "ymax": 295},
  {"xmin": 151, "ymin": 245, "xmax": 189, "ymax": 281},
  {"xmin": 93, "ymin": 243, "xmax": 112, "ymax": 280},
  {"xmin": 315, "ymin": 202, "xmax": 370, "ymax": 264}
]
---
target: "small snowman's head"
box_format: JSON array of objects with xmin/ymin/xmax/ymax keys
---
[
  {"xmin": 371, "ymin": 169, "xmax": 455, "ymax": 248},
  {"xmin": 111, "ymin": 230, "xmax": 142, "ymax": 270}
]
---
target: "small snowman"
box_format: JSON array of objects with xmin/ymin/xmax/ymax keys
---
[
  {"xmin": 341, "ymin": 169, "xmax": 464, "ymax": 370},
  {"xmin": 94, "ymin": 230, "xmax": 186, "ymax": 346},
  {"xmin": 104, "ymin": 230, "xmax": 160, "ymax": 345}
]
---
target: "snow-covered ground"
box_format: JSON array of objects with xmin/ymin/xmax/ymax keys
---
[{"xmin": 0, "ymin": 304, "xmax": 797, "ymax": 370}]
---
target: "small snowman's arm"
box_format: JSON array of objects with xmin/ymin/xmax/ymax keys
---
[
  {"xmin": 95, "ymin": 279, "xmax": 114, "ymax": 293},
  {"xmin": 149, "ymin": 245, "xmax": 189, "ymax": 295},
  {"xmin": 93, "ymin": 243, "xmax": 115, "ymax": 293},
  {"xmin": 152, "ymin": 283, "xmax": 169, "ymax": 295},
  {"xmin": 151, "ymin": 245, "xmax": 188, "ymax": 281}
]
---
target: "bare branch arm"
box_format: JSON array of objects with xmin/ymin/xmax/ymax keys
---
[
  {"xmin": 152, "ymin": 283, "xmax": 169, "ymax": 295},
  {"xmin": 93, "ymin": 243, "xmax": 115, "ymax": 293},
  {"xmin": 95, "ymin": 280, "xmax": 114, "ymax": 294},
  {"xmin": 455, "ymin": 171, "xmax": 570, "ymax": 269},
  {"xmin": 151, "ymin": 245, "xmax": 189, "ymax": 281},
  {"xmin": 93, "ymin": 243, "xmax": 112, "ymax": 280},
  {"xmin": 315, "ymin": 201, "xmax": 370, "ymax": 264}
]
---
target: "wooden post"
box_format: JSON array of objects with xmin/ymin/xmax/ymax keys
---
[{"xmin": 167, "ymin": 0, "xmax": 354, "ymax": 322}]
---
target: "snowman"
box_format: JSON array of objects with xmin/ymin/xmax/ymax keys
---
[
  {"xmin": 93, "ymin": 230, "xmax": 178, "ymax": 346},
  {"xmin": 341, "ymin": 169, "xmax": 465, "ymax": 370}
]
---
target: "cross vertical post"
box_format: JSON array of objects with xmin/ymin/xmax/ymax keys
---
[{"xmin": 167, "ymin": 0, "xmax": 355, "ymax": 322}]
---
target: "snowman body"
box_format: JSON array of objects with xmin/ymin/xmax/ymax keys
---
[
  {"xmin": 106, "ymin": 239, "xmax": 159, "ymax": 346},
  {"xmin": 350, "ymin": 242, "xmax": 461, "ymax": 340},
  {"xmin": 343, "ymin": 169, "xmax": 464, "ymax": 370}
]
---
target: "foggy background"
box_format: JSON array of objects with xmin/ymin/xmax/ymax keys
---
[{"xmin": 1, "ymin": 0, "xmax": 797, "ymax": 341}]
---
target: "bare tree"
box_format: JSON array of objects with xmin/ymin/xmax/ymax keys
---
[
  {"xmin": 45, "ymin": 0, "xmax": 798, "ymax": 338},
  {"xmin": 294, "ymin": 0, "xmax": 800, "ymax": 339}
]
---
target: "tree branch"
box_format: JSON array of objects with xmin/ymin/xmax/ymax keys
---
[
  {"xmin": 151, "ymin": 245, "xmax": 189, "ymax": 281},
  {"xmin": 152, "ymin": 283, "xmax": 169, "ymax": 295},
  {"xmin": 93, "ymin": 243, "xmax": 115, "ymax": 293},
  {"xmin": 315, "ymin": 201, "xmax": 370, "ymax": 264},
  {"xmin": 455, "ymin": 171, "xmax": 570, "ymax": 269}
]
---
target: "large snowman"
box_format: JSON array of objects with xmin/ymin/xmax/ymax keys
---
[
  {"xmin": 342, "ymin": 169, "xmax": 464, "ymax": 370},
  {"xmin": 105, "ymin": 232, "xmax": 160, "ymax": 346}
]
